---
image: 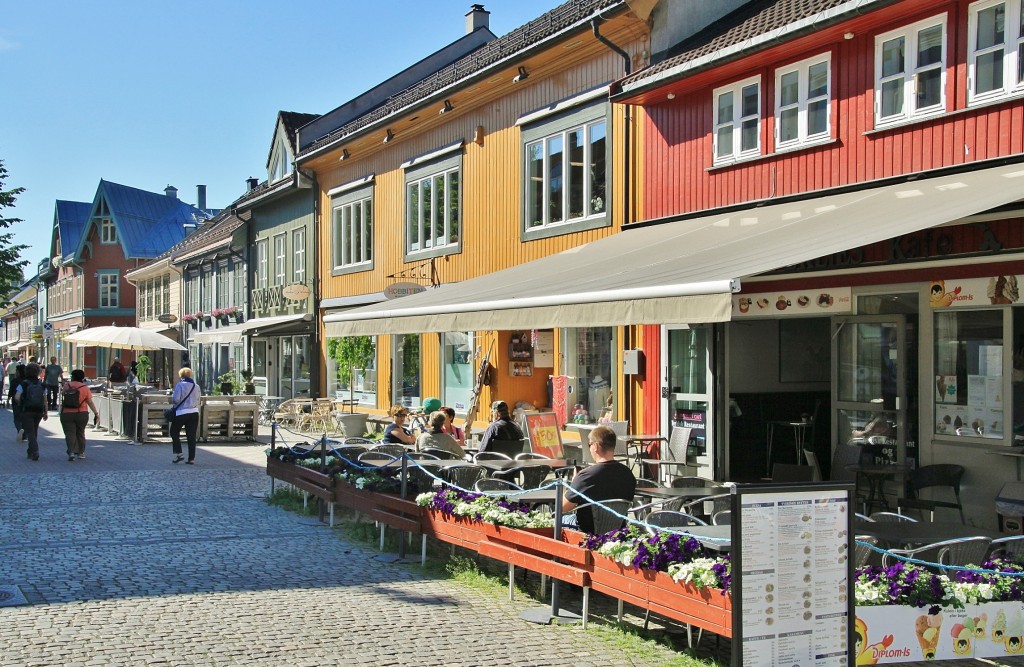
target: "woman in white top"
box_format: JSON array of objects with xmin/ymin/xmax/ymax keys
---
[{"xmin": 170, "ymin": 367, "xmax": 202, "ymax": 464}]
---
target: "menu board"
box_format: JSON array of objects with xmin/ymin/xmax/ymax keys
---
[{"xmin": 732, "ymin": 484, "xmax": 854, "ymax": 667}]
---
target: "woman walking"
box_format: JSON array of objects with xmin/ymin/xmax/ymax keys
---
[
  {"xmin": 60, "ymin": 369, "xmax": 100, "ymax": 461},
  {"xmin": 170, "ymin": 367, "xmax": 201, "ymax": 464}
]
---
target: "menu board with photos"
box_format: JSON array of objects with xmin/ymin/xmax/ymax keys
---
[{"xmin": 732, "ymin": 484, "xmax": 854, "ymax": 667}]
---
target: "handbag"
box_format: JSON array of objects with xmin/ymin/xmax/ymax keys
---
[{"xmin": 165, "ymin": 383, "xmax": 196, "ymax": 423}]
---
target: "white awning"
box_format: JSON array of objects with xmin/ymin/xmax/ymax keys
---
[
  {"xmin": 325, "ymin": 161, "xmax": 1024, "ymax": 337},
  {"xmin": 190, "ymin": 314, "xmax": 311, "ymax": 344},
  {"xmin": 7, "ymin": 340, "xmax": 35, "ymax": 352}
]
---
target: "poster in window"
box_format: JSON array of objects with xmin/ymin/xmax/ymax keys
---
[{"xmin": 525, "ymin": 412, "xmax": 563, "ymax": 458}]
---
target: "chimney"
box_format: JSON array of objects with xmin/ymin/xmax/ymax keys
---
[
  {"xmin": 196, "ymin": 184, "xmax": 207, "ymax": 211},
  {"xmin": 246, "ymin": 177, "xmax": 259, "ymax": 191},
  {"xmin": 465, "ymin": 4, "xmax": 489, "ymax": 34},
  {"xmin": 164, "ymin": 185, "xmax": 178, "ymax": 199}
]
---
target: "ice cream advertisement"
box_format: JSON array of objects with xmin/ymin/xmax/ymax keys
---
[
  {"xmin": 929, "ymin": 276, "xmax": 1023, "ymax": 308},
  {"xmin": 734, "ymin": 287, "xmax": 852, "ymax": 318},
  {"xmin": 856, "ymin": 603, "xmax": 1024, "ymax": 663}
]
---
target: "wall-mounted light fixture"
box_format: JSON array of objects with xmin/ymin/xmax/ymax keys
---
[
  {"xmin": 339, "ymin": 149, "xmax": 350, "ymax": 161},
  {"xmin": 439, "ymin": 100, "xmax": 454, "ymax": 115},
  {"xmin": 667, "ymin": 92, "xmax": 676, "ymax": 100},
  {"xmin": 512, "ymin": 66, "xmax": 529, "ymax": 83},
  {"xmin": 383, "ymin": 129, "xmax": 394, "ymax": 144},
  {"xmin": 844, "ymin": 31, "xmax": 855, "ymax": 40}
]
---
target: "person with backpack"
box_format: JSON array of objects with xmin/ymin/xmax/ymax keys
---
[
  {"xmin": 60, "ymin": 369, "xmax": 100, "ymax": 461},
  {"xmin": 44, "ymin": 356, "xmax": 64, "ymax": 410},
  {"xmin": 9, "ymin": 358, "xmax": 26, "ymax": 439},
  {"xmin": 14, "ymin": 363, "xmax": 48, "ymax": 461}
]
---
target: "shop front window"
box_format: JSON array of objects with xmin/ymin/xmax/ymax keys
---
[
  {"xmin": 561, "ymin": 327, "xmax": 615, "ymax": 423},
  {"xmin": 327, "ymin": 335, "xmax": 377, "ymax": 406},
  {"xmin": 393, "ymin": 334, "xmax": 421, "ymax": 408},
  {"xmin": 934, "ymin": 309, "xmax": 1004, "ymax": 440},
  {"xmin": 442, "ymin": 332, "xmax": 473, "ymax": 414}
]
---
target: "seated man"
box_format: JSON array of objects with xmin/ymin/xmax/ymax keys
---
[
  {"xmin": 477, "ymin": 400, "xmax": 524, "ymax": 452},
  {"xmin": 563, "ymin": 425, "xmax": 636, "ymax": 534}
]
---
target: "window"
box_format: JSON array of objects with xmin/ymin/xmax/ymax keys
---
[
  {"xmin": 332, "ymin": 185, "xmax": 373, "ymax": 273},
  {"xmin": 273, "ymin": 234, "xmax": 286, "ymax": 286},
  {"xmin": 775, "ymin": 54, "xmax": 831, "ymax": 149},
  {"xmin": 326, "ymin": 335, "xmax": 377, "ymax": 405},
  {"xmin": 161, "ymin": 274, "xmax": 170, "ymax": 315},
  {"xmin": 98, "ymin": 271, "xmax": 119, "ymax": 308},
  {"xmin": 216, "ymin": 263, "xmax": 229, "ymax": 309},
  {"xmin": 934, "ymin": 308, "xmax": 1004, "ymax": 440},
  {"xmin": 256, "ymin": 240, "xmax": 268, "ymax": 289},
  {"xmin": 146, "ymin": 278, "xmax": 155, "ymax": 319},
  {"xmin": 188, "ymin": 272, "xmax": 199, "ymax": 313},
  {"xmin": 201, "ymin": 269, "xmax": 212, "ymax": 313},
  {"xmin": 392, "ymin": 333, "xmax": 420, "ymax": 407},
  {"xmin": 875, "ymin": 16, "xmax": 946, "ymax": 126},
  {"xmin": 969, "ymin": 0, "xmax": 1024, "ymax": 103},
  {"xmin": 713, "ymin": 77, "xmax": 761, "ymax": 164},
  {"xmin": 292, "ymin": 228, "xmax": 305, "ymax": 285},
  {"xmin": 99, "ymin": 218, "xmax": 117, "ymax": 244},
  {"xmin": 523, "ymin": 103, "xmax": 607, "ymax": 235},
  {"xmin": 232, "ymin": 262, "xmax": 244, "ymax": 309},
  {"xmin": 269, "ymin": 139, "xmax": 292, "ymax": 182},
  {"xmin": 405, "ymin": 154, "xmax": 461, "ymax": 257},
  {"xmin": 441, "ymin": 332, "xmax": 473, "ymax": 413},
  {"xmin": 561, "ymin": 327, "xmax": 616, "ymax": 420}
]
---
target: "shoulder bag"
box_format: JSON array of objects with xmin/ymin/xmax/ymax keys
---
[{"xmin": 164, "ymin": 383, "xmax": 196, "ymax": 423}]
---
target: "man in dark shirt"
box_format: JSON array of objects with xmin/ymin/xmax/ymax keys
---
[
  {"xmin": 563, "ymin": 425, "xmax": 636, "ymax": 533},
  {"xmin": 477, "ymin": 400, "xmax": 524, "ymax": 452}
]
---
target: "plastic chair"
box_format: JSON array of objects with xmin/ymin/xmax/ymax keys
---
[
  {"xmin": 711, "ymin": 509, "xmax": 731, "ymax": 526},
  {"xmin": 441, "ymin": 464, "xmax": 487, "ymax": 490},
  {"xmin": 646, "ymin": 510, "xmax": 708, "ymax": 529},
  {"xmin": 897, "ymin": 464, "xmax": 966, "ymax": 523},
  {"xmin": 474, "ymin": 478, "xmax": 523, "ymax": 493},
  {"xmin": 371, "ymin": 443, "xmax": 408, "ymax": 458},
  {"xmin": 421, "ymin": 447, "xmax": 460, "ymax": 460},
  {"xmin": 803, "ymin": 449, "xmax": 823, "ymax": 481},
  {"xmin": 571, "ymin": 499, "xmax": 632, "ymax": 535},
  {"xmin": 854, "ymin": 536, "xmax": 879, "ymax": 568},
  {"xmin": 883, "ymin": 537, "xmax": 993, "ymax": 569},
  {"xmin": 869, "ymin": 511, "xmax": 917, "ymax": 523}
]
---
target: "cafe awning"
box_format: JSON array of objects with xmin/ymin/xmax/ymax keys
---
[
  {"xmin": 325, "ymin": 160, "xmax": 1024, "ymax": 337},
  {"xmin": 190, "ymin": 314, "xmax": 312, "ymax": 344}
]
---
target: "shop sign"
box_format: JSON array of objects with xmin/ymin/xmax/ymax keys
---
[
  {"xmin": 732, "ymin": 287, "xmax": 852, "ymax": 318},
  {"xmin": 384, "ymin": 282, "xmax": 426, "ymax": 300},
  {"xmin": 157, "ymin": 313, "xmax": 178, "ymax": 324},
  {"xmin": 282, "ymin": 283, "xmax": 311, "ymax": 301},
  {"xmin": 928, "ymin": 275, "xmax": 1022, "ymax": 308}
]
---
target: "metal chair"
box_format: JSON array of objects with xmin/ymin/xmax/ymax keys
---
[
  {"xmin": 636, "ymin": 477, "xmax": 661, "ymax": 488},
  {"xmin": 495, "ymin": 464, "xmax": 551, "ymax": 490},
  {"xmin": 670, "ymin": 476, "xmax": 720, "ymax": 489},
  {"xmin": 854, "ymin": 536, "xmax": 879, "ymax": 568},
  {"xmin": 371, "ymin": 443, "xmax": 408, "ymax": 458},
  {"xmin": 854, "ymin": 512, "xmax": 874, "ymax": 522},
  {"xmin": 646, "ymin": 510, "xmax": 708, "ymax": 529},
  {"xmin": 356, "ymin": 451, "xmax": 396, "ymax": 466},
  {"xmin": 421, "ymin": 447, "xmax": 461, "ymax": 460},
  {"xmin": 482, "ymin": 438, "xmax": 526, "ymax": 457},
  {"xmin": 681, "ymin": 492, "xmax": 730, "ymax": 519},
  {"xmin": 407, "ymin": 452, "xmax": 440, "ymax": 460},
  {"xmin": 473, "ymin": 451, "xmax": 512, "ymax": 462},
  {"xmin": 829, "ymin": 443, "xmax": 871, "ymax": 512},
  {"xmin": 441, "ymin": 464, "xmax": 487, "ymax": 490},
  {"xmin": 515, "ymin": 452, "xmax": 550, "ymax": 461},
  {"xmin": 869, "ymin": 511, "xmax": 917, "ymax": 523},
  {"xmin": 989, "ymin": 535, "xmax": 1024, "ymax": 561},
  {"xmin": 474, "ymin": 478, "xmax": 523, "ymax": 493},
  {"xmin": 343, "ymin": 437, "xmax": 376, "ymax": 446},
  {"xmin": 883, "ymin": 537, "xmax": 993, "ymax": 569},
  {"xmin": 272, "ymin": 399, "xmax": 304, "ymax": 427},
  {"xmin": 571, "ymin": 499, "xmax": 632, "ymax": 535},
  {"xmin": 330, "ymin": 445, "xmax": 368, "ymax": 464},
  {"xmin": 711, "ymin": 509, "xmax": 731, "ymax": 526},
  {"xmin": 897, "ymin": 464, "xmax": 966, "ymax": 523},
  {"xmin": 406, "ymin": 462, "xmax": 440, "ymax": 494}
]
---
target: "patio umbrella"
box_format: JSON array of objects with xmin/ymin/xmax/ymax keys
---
[{"xmin": 63, "ymin": 326, "xmax": 186, "ymax": 351}]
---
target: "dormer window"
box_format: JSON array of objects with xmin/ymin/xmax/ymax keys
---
[
  {"xmin": 99, "ymin": 218, "xmax": 117, "ymax": 244},
  {"xmin": 268, "ymin": 138, "xmax": 293, "ymax": 183}
]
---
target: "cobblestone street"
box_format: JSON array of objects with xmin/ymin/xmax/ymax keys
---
[{"xmin": 0, "ymin": 417, "xmax": 690, "ymax": 666}]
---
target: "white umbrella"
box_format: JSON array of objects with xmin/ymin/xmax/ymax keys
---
[{"xmin": 63, "ymin": 326, "xmax": 186, "ymax": 351}]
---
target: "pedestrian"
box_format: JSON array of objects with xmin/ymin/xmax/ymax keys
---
[
  {"xmin": 169, "ymin": 367, "xmax": 201, "ymax": 464},
  {"xmin": 14, "ymin": 363, "xmax": 48, "ymax": 461},
  {"xmin": 9, "ymin": 358, "xmax": 26, "ymax": 438},
  {"xmin": 60, "ymin": 369, "xmax": 100, "ymax": 461},
  {"xmin": 44, "ymin": 356, "xmax": 64, "ymax": 410}
]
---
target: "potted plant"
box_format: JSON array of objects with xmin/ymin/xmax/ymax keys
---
[
  {"xmin": 216, "ymin": 370, "xmax": 240, "ymax": 396},
  {"xmin": 240, "ymin": 368, "xmax": 255, "ymax": 395},
  {"xmin": 135, "ymin": 354, "xmax": 152, "ymax": 385}
]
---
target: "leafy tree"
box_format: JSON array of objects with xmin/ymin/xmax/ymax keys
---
[
  {"xmin": 0, "ymin": 160, "xmax": 30, "ymax": 299},
  {"xmin": 327, "ymin": 335, "xmax": 375, "ymax": 387}
]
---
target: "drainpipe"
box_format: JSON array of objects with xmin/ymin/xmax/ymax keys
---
[{"xmin": 592, "ymin": 15, "xmax": 634, "ymax": 425}]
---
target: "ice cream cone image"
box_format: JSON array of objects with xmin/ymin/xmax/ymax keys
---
[
  {"xmin": 951, "ymin": 623, "xmax": 972, "ymax": 655},
  {"xmin": 916, "ymin": 611, "xmax": 943, "ymax": 660},
  {"xmin": 1004, "ymin": 611, "xmax": 1024, "ymax": 654},
  {"xmin": 993, "ymin": 610, "xmax": 1007, "ymax": 642},
  {"xmin": 973, "ymin": 612, "xmax": 987, "ymax": 639}
]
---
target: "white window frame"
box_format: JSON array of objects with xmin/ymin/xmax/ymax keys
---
[
  {"xmin": 712, "ymin": 76, "xmax": 761, "ymax": 165},
  {"xmin": 331, "ymin": 187, "xmax": 374, "ymax": 274},
  {"xmin": 523, "ymin": 118, "xmax": 607, "ymax": 231},
  {"xmin": 98, "ymin": 271, "xmax": 119, "ymax": 308},
  {"xmin": 405, "ymin": 154, "xmax": 461, "ymax": 259},
  {"xmin": 256, "ymin": 240, "xmax": 268, "ymax": 289},
  {"xmin": 216, "ymin": 262, "xmax": 229, "ymax": 309},
  {"xmin": 99, "ymin": 218, "xmax": 117, "ymax": 244},
  {"xmin": 874, "ymin": 15, "xmax": 947, "ymax": 127},
  {"xmin": 774, "ymin": 53, "xmax": 832, "ymax": 150},
  {"xmin": 292, "ymin": 228, "xmax": 306, "ymax": 285},
  {"xmin": 273, "ymin": 234, "xmax": 286, "ymax": 286},
  {"xmin": 968, "ymin": 0, "xmax": 1024, "ymax": 104}
]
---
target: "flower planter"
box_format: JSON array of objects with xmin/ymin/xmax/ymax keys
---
[
  {"xmin": 266, "ymin": 457, "xmax": 333, "ymax": 502},
  {"xmin": 589, "ymin": 553, "xmax": 653, "ymax": 609},
  {"xmin": 335, "ymin": 412, "xmax": 369, "ymax": 438},
  {"xmin": 646, "ymin": 570, "xmax": 731, "ymax": 637},
  {"xmin": 333, "ymin": 481, "xmax": 420, "ymax": 533},
  {"xmin": 422, "ymin": 509, "xmax": 483, "ymax": 549}
]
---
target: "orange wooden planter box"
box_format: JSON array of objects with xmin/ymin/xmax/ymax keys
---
[
  {"xmin": 422, "ymin": 509, "xmax": 483, "ymax": 549},
  {"xmin": 267, "ymin": 458, "xmax": 334, "ymax": 502},
  {"xmin": 646, "ymin": 571, "xmax": 732, "ymax": 638},
  {"xmin": 589, "ymin": 554, "xmax": 652, "ymax": 609},
  {"xmin": 333, "ymin": 482, "xmax": 421, "ymax": 533}
]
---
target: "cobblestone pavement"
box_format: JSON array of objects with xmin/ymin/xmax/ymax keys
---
[{"xmin": 0, "ymin": 414, "xmax": 690, "ymax": 666}]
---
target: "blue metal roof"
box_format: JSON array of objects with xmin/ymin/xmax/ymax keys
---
[
  {"xmin": 53, "ymin": 200, "xmax": 91, "ymax": 261},
  {"xmin": 76, "ymin": 180, "xmax": 212, "ymax": 260}
]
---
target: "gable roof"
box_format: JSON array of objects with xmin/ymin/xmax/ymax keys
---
[
  {"xmin": 169, "ymin": 208, "xmax": 246, "ymax": 265},
  {"xmin": 52, "ymin": 200, "xmax": 91, "ymax": 262},
  {"xmin": 76, "ymin": 180, "xmax": 213, "ymax": 261},
  {"xmin": 279, "ymin": 111, "xmax": 319, "ymax": 154},
  {"xmin": 614, "ymin": 0, "xmax": 899, "ymax": 100}
]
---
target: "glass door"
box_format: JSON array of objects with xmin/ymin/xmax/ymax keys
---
[
  {"xmin": 662, "ymin": 324, "xmax": 715, "ymax": 478},
  {"xmin": 832, "ymin": 315, "xmax": 909, "ymax": 465}
]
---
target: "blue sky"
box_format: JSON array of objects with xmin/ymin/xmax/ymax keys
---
[{"xmin": 0, "ymin": 1, "xmax": 561, "ymax": 269}]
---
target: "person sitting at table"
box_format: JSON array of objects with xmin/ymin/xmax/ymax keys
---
[
  {"xmin": 416, "ymin": 411, "xmax": 464, "ymax": 458},
  {"xmin": 382, "ymin": 405, "xmax": 416, "ymax": 446},
  {"xmin": 478, "ymin": 400, "xmax": 523, "ymax": 453},
  {"xmin": 562, "ymin": 425, "xmax": 636, "ymax": 533},
  {"xmin": 440, "ymin": 405, "xmax": 464, "ymax": 446}
]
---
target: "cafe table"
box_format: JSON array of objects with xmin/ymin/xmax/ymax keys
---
[
  {"xmin": 474, "ymin": 459, "xmax": 571, "ymax": 473},
  {"xmin": 634, "ymin": 486, "xmax": 727, "ymax": 501},
  {"xmin": 765, "ymin": 420, "xmax": 812, "ymax": 475},
  {"xmin": 845, "ymin": 462, "xmax": 913, "ymax": 514},
  {"xmin": 853, "ymin": 519, "xmax": 1001, "ymax": 549}
]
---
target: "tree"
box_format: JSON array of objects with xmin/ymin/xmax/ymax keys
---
[{"xmin": 0, "ymin": 160, "xmax": 30, "ymax": 300}]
